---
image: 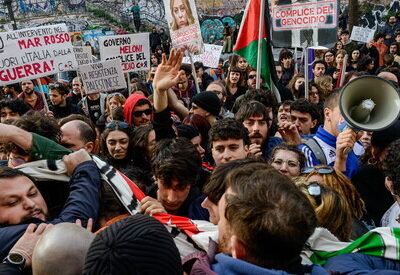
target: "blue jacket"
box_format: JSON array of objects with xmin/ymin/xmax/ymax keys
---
[
  {"xmin": 263, "ymin": 136, "xmax": 283, "ymax": 161},
  {"xmin": 211, "ymin": 254, "xmax": 329, "ymax": 275},
  {"xmin": 0, "ymin": 161, "xmax": 101, "ymax": 259},
  {"xmin": 299, "ymin": 126, "xmax": 363, "ymax": 178},
  {"xmin": 324, "ymin": 253, "xmax": 400, "ymax": 274},
  {"xmin": 0, "ymin": 263, "xmax": 21, "ymax": 275}
]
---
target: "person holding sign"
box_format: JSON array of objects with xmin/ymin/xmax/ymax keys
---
[{"xmin": 170, "ymin": 0, "xmax": 195, "ymax": 30}]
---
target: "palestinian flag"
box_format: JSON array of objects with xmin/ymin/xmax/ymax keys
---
[
  {"xmin": 233, "ymin": 0, "xmax": 277, "ymax": 89},
  {"xmin": 304, "ymin": 227, "xmax": 400, "ymax": 265}
]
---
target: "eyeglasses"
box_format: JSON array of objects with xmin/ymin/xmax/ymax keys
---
[
  {"xmin": 325, "ymin": 54, "xmax": 334, "ymax": 57},
  {"xmin": 306, "ymin": 181, "xmax": 322, "ymax": 206},
  {"xmin": 106, "ymin": 121, "xmax": 129, "ymax": 129},
  {"xmin": 301, "ymin": 166, "xmax": 334, "ymax": 174},
  {"xmin": 132, "ymin": 108, "xmax": 152, "ymax": 117},
  {"xmin": 271, "ymin": 158, "xmax": 300, "ymax": 168},
  {"xmin": 48, "ymin": 83, "xmax": 64, "ymax": 89},
  {"xmin": 248, "ymin": 75, "xmax": 257, "ymax": 79}
]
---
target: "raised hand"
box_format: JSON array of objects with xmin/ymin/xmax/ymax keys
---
[
  {"xmin": 153, "ymin": 48, "xmax": 185, "ymax": 92},
  {"xmin": 278, "ymin": 121, "xmax": 302, "ymax": 145},
  {"xmin": 334, "ymin": 128, "xmax": 358, "ymax": 172}
]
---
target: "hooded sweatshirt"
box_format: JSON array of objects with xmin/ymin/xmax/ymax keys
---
[{"xmin": 123, "ymin": 94, "xmax": 152, "ymax": 126}]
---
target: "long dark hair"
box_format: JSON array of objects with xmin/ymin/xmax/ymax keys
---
[
  {"xmin": 100, "ymin": 122, "xmax": 133, "ymax": 169},
  {"xmin": 183, "ymin": 114, "xmax": 211, "ymax": 152}
]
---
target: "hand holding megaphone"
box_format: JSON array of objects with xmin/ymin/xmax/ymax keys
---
[
  {"xmin": 339, "ymin": 76, "xmax": 400, "ymax": 154},
  {"xmin": 336, "ymin": 125, "xmax": 358, "ymax": 152},
  {"xmin": 338, "ymin": 98, "xmax": 376, "ymax": 154}
]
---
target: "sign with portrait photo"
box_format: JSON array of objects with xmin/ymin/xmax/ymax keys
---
[{"xmin": 163, "ymin": 0, "xmax": 204, "ymax": 55}]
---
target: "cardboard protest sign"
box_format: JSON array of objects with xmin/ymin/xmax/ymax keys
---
[
  {"xmin": 182, "ymin": 44, "xmax": 223, "ymax": 68},
  {"xmin": 268, "ymin": 0, "xmax": 338, "ymax": 48},
  {"xmin": 79, "ymin": 59, "xmax": 126, "ymax": 94},
  {"xmin": 350, "ymin": 26, "xmax": 375, "ymax": 43},
  {"xmin": 73, "ymin": 46, "xmax": 93, "ymax": 66},
  {"xmin": 0, "ymin": 24, "xmax": 78, "ymax": 85},
  {"xmin": 163, "ymin": 0, "xmax": 204, "ymax": 55},
  {"xmin": 98, "ymin": 33, "xmax": 150, "ymax": 72}
]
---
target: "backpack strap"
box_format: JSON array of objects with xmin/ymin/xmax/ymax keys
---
[{"xmin": 305, "ymin": 138, "xmax": 327, "ymax": 165}]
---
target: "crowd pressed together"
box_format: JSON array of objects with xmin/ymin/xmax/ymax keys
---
[{"xmin": 1, "ymin": 13, "xmax": 400, "ymax": 275}]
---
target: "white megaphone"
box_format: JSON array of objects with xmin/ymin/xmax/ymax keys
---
[{"xmin": 339, "ymin": 76, "xmax": 400, "ymax": 153}]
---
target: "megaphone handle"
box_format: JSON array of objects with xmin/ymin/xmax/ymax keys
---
[
  {"xmin": 341, "ymin": 126, "xmax": 360, "ymax": 155},
  {"xmin": 343, "ymin": 146, "xmax": 352, "ymax": 155}
]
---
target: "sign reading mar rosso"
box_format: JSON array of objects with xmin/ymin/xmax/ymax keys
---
[
  {"xmin": 0, "ymin": 24, "xmax": 78, "ymax": 85},
  {"xmin": 98, "ymin": 33, "xmax": 150, "ymax": 72}
]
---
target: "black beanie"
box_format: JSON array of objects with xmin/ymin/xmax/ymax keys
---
[
  {"xmin": 177, "ymin": 124, "xmax": 199, "ymax": 140},
  {"xmin": 371, "ymin": 120, "xmax": 400, "ymax": 149},
  {"xmin": 191, "ymin": 91, "xmax": 221, "ymax": 117},
  {"xmin": 83, "ymin": 214, "xmax": 183, "ymax": 275}
]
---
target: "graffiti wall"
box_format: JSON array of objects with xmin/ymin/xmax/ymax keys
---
[
  {"xmin": 0, "ymin": 0, "xmax": 86, "ymax": 21},
  {"xmin": 358, "ymin": 0, "xmax": 400, "ymax": 29},
  {"xmin": 195, "ymin": 0, "xmax": 246, "ymax": 17},
  {"xmin": 24, "ymin": 15, "xmax": 90, "ymax": 32},
  {"xmin": 200, "ymin": 16, "xmax": 237, "ymax": 44}
]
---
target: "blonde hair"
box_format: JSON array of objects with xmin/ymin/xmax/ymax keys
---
[
  {"xmin": 335, "ymin": 49, "xmax": 347, "ymax": 68},
  {"xmin": 303, "ymin": 166, "xmax": 365, "ymax": 220},
  {"xmin": 170, "ymin": 0, "xmax": 195, "ymax": 31},
  {"xmin": 314, "ymin": 75, "xmax": 333, "ymax": 99},
  {"xmin": 105, "ymin": 93, "xmax": 126, "ymax": 116},
  {"xmin": 286, "ymin": 73, "xmax": 305, "ymax": 99},
  {"xmin": 293, "ymin": 177, "xmax": 352, "ymax": 241}
]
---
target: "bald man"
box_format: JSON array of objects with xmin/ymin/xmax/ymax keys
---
[
  {"xmin": 377, "ymin": 71, "xmax": 398, "ymax": 83},
  {"xmin": 33, "ymin": 223, "xmax": 94, "ymax": 275},
  {"xmin": 60, "ymin": 120, "xmax": 97, "ymax": 153}
]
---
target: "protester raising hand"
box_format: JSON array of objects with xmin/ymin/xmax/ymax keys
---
[
  {"xmin": 153, "ymin": 48, "xmax": 185, "ymax": 93},
  {"xmin": 153, "ymin": 49, "xmax": 186, "ymax": 113}
]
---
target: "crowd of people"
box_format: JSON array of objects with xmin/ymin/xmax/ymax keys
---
[{"xmin": 1, "ymin": 14, "xmax": 400, "ymax": 274}]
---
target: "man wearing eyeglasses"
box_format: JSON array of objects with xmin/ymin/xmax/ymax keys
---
[
  {"xmin": 123, "ymin": 94, "xmax": 152, "ymax": 127},
  {"xmin": 48, "ymin": 83, "xmax": 83, "ymax": 119}
]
